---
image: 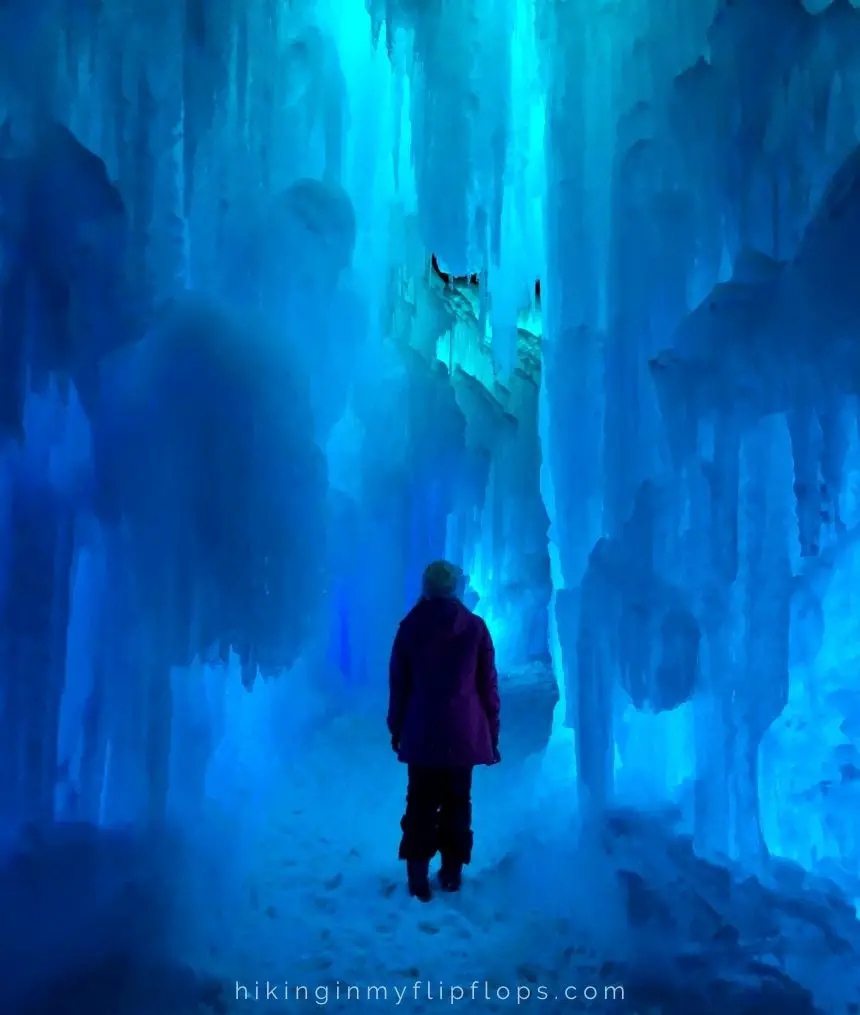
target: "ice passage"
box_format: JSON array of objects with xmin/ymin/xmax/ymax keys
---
[{"xmin": 3, "ymin": 0, "xmax": 860, "ymax": 1011}]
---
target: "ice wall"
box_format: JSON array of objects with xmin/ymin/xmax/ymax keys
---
[
  {"xmin": 0, "ymin": 0, "xmax": 553, "ymax": 842},
  {"xmin": 537, "ymin": 0, "xmax": 860, "ymax": 879},
  {"xmin": 2, "ymin": 0, "xmax": 860, "ymax": 965}
]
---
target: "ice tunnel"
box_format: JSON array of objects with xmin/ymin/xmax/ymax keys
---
[{"xmin": 3, "ymin": 0, "xmax": 860, "ymax": 1011}]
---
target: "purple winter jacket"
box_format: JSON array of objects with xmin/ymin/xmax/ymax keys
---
[{"xmin": 387, "ymin": 596, "xmax": 501, "ymax": 768}]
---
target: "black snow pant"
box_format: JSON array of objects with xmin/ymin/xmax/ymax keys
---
[{"xmin": 399, "ymin": 765, "xmax": 474, "ymax": 865}]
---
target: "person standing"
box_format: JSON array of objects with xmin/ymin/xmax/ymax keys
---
[{"xmin": 387, "ymin": 561, "xmax": 501, "ymax": 901}]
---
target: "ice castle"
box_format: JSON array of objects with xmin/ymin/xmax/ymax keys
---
[{"xmin": 2, "ymin": 0, "xmax": 860, "ymax": 1011}]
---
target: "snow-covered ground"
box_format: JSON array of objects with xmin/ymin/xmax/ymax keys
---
[
  {"xmin": 192, "ymin": 713, "xmax": 616, "ymax": 1014},
  {"xmin": 175, "ymin": 709, "xmax": 860, "ymax": 1015},
  {"xmin": 6, "ymin": 710, "xmax": 860, "ymax": 1014}
]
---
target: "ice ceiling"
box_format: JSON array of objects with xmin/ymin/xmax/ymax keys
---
[{"xmin": 2, "ymin": 0, "xmax": 860, "ymax": 895}]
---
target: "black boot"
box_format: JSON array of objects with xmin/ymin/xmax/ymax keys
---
[
  {"xmin": 407, "ymin": 859, "xmax": 432, "ymax": 902},
  {"xmin": 438, "ymin": 859, "xmax": 463, "ymax": 892}
]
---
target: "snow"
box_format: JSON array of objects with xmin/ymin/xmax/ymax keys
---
[
  {"xmin": 192, "ymin": 716, "xmax": 860, "ymax": 1015},
  {"xmin": 9, "ymin": 712, "xmax": 860, "ymax": 1014},
  {"xmin": 201, "ymin": 716, "xmax": 561, "ymax": 1009}
]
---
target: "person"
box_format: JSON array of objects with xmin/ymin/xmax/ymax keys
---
[{"xmin": 387, "ymin": 560, "xmax": 501, "ymax": 902}]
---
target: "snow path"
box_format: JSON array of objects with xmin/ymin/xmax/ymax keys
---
[{"xmin": 191, "ymin": 715, "xmax": 609, "ymax": 1013}]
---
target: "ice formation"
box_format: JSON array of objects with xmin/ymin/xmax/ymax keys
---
[{"xmin": 3, "ymin": 0, "xmax": 860, "ymax": 1011}]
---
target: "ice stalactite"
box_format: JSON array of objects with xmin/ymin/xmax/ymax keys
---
[
  {"xmin": 734, "ymin": 414, "xmax": 794, "ymax": 862},
  {"xmin": 788, "ymin": 403, "xmax": 825, "ymax": 558},
  {"xmin": 539, "ymin": 1, "xmax": 610, "ymax": 796},
  {"xmin": 0, "ymin": 473, "xmax": 74, "ymax": 824}
]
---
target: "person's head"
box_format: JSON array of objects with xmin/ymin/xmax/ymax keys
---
[{"xmin": 421, "ymin": 560, "xmax": 464, "ymax": 599}]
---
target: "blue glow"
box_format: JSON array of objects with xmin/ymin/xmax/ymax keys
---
[{"xmin": 2, "ymin": 0, "xmax": 860, "ymax": 1010}]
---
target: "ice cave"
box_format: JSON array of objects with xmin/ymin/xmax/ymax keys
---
[{"xmin": 3, "ymin": 0, "xmax": 860, "ymax": 1011}]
